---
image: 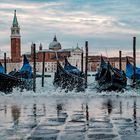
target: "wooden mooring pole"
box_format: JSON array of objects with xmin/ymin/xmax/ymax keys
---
[
  {"xmin": 133, "ymin": 37, "xmax": 136, "ymax": 85},
  {"xmin": 4, "ymin": 53, "xmax": 7, "ymax": 73},
  {"xmin": 33, "ymin": 43, "xmax": 36, "ymax": 92},
  {"xmin": 42, "ymin": 52, "xmax": 45, "ymax": 87},
  {"xmin": 119, "ymin": 51, "xmax": 122, "ymax": 71},
  {"xmin": 85, "ymin": 41, "xmax": 88, "ymax": 88},
  {"xmin": 81, "ymin": 50, "xmax": 83, "ymax": 72}
]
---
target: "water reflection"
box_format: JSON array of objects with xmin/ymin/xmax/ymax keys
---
[
  {"xmin": 11, "ymin": 105, "xmax": 21, "ymax": 126},
  {"xmin": 4, "ymin": 105, "xmax": 7, "ymax": 116},
  {"xmin": 81, "ymin": 103, "xmax": 84, "ymax": 112},
  {"xmin": 86, "ymin": 104, "xmax": 89, "ymax": 122},
  {"xmin": 1, "ymin": 96, "xmax": 140, "ymax": 140},
  {"xmin": 33, "ymin": 104, "xmax": 37, "ymax": 126},
  {"xmin": 103, "ymin": 99, "xmax": 113, "ymax": 115},
  {"xmin": 119, "ymin": 101, "xmax": 122, "ymax": 115},
  {"xmin": 56, "ymin": 103, "xmax": 63, "ymax": 117},
  {"xmin": 43, "ymin": 104, "xmax": 46, "ymax": 116},
  {"xmin": 133, "ymin": 98, "xmax": 137, "ymax": 134}
]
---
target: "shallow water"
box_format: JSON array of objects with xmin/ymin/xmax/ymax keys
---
[{"xmin": 0, "ymin": 76, "xmax": 140, "ymax": 140}]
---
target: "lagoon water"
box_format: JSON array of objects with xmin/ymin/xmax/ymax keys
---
[{"xmin": 0, "ymin": 75, "xmax": 140, "ymax": 140}]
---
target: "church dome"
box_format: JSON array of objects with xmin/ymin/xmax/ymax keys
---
[{"xmin": 49, "ymin": 35, "xmax": 61, "ymax": 50}]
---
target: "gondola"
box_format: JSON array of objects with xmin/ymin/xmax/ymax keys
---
[
  {"xmin": 126, "ymin": 58, "xmax": 140, "ymax": 85},
  {"xmin": 95, "ymin": 56, "xmax": 127, "ymax": 91},
  {"xmin": 0, "ymin": 55, "xmax": 32, "ymax": 93},
  {"xmin": 53, "ymin": 59, "xmax": 85, "ymax": 92}
]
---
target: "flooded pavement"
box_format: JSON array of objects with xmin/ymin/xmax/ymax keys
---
[
  {"xmin": 0, "ymin": 95, "xmax": 140, "ymax": 140},
  {"xmin": 0, "ymin": 77, "xmax": 140, "ymax": 140}
]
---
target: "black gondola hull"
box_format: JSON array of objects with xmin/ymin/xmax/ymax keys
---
[
  {"xmin": 53, "ymin": 62, "xmax": 85, "ymax": 92},
  {"xmin": 96, "ymin": 57, "xmax": 127, "ymax": 91},
  {"xmin": 0, "ymin": 73, "xmax": 32, "ymax": 93},
  {"xmin": 98, "ymin": 81, "xmax": 127, "ymax": 91}
]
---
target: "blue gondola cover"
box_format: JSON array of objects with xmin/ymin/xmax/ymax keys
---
[
  {"xmin": 0, "ymin": 63, "xmax": 4, "ymax": 73},
  {"xmin": 64, "ymin": 59, "xmax": 81, "ymax": 75},
  {"xmin": 20, "ymin": 55, "xmax": 32, "ymax": 78},
  {"xmin": 126, "ymin": 62, "xmax": 140, "ymax": 80}
]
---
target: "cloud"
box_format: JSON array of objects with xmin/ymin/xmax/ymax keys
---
[{"xmin": 0, "ymin": 0, "xmax": 140, "ymax": 60}]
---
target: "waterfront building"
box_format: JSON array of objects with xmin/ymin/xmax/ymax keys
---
[
  {"xmin": 88, "ymin": 56, "xmax": 133, "ymax": 72},
  {"xmin": 68, "ymin": 44, "xmax": 83, "ymax": 71},
  {"xmin": 0, "ymin": 10, "xmax": 134, "ymax": 73},
  {"xmin": 24, "ymin": 36, "xmax": 71, "ymax": 73}
]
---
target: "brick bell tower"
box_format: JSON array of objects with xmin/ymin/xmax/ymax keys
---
[{"xmin": 11, "ymin": 10, "xmax": 21, "ymax": 62}]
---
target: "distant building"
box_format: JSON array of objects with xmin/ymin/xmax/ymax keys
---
[
  {"xmin": 2, "ymin": 10, "xmax": 22, "ymax": 72},
  {"xmin": 0, "ymin": 10, "xmax": 134, "ymax": 73},
  {"xmin": 68, "ymin": 44, "xmax": 83, "ymax": 71},
  {"xmin": 24, "ymin": 36, "xmax": 71, "ymax": 73},
  {"xmin": 88, "ymin": 56, "xmax": 133, "ymax": 72},
  {"xmin": 11, "ymin": 10, "xmax": 21, "ymax": 62},
  {"xmin": 0, "ymin": 10, "xmax": 72, "ymax": 73}
]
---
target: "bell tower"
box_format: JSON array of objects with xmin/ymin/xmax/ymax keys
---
[{"xmin": 11, "ymin": 10, "xmax": 21, "ymax": 62}]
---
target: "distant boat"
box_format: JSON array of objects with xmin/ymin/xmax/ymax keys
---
[
  {"xmin": 95, "ymin": 56, "xmax": 127, "ymax": 91},
  {"xmin": 53, "ymin": 58, "xmax": 85, "ymax": 92},
  {"xmin": 0, "ymin": 55, "xmax": 32, "ymax": 93},
  {"xmin": 126, "ymin": 58, "xmax": 140, "ymax": 84}
]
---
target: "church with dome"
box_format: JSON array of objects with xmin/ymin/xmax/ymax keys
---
[
  {"xmin": 24, "ymin": 35, "xmax": 77, "ymax": 73},
  {"xmin": 49, "ymin": 35, "xmax": 62, "ymax": 51}
]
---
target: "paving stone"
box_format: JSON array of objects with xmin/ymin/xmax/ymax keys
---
[
  {"xmin": 88, "ymin": 133, "xmax": 118, "ymax": 140},
  {"xmin": 121, "ymin": 136, "xmax": 140, "ymax": 140},
  {"xmin": 59, "ymin": 132, "xmax": 85, "ymax": 140},
  {"xmin": 32, "ymin": 128, "xmax": 59, "ymax": 135},
  {"xmin": 90, "ymin": 118, "xmax": 110, "ymax": 123},
  {"xmin": 27, "ymin": 135, "xmax": 57, "ymax": 140},
  {"xmin": 89, "ymin": 122, "xmax": 113, "ymax": 129},
  {"xmin": 89, "ymin": 128, "xmax": 113, "ymax": 133}
]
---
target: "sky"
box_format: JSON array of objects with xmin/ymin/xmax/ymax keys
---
[{"xmin": 1, "ymin": 0, "xmax": 140, "ymax": 62}]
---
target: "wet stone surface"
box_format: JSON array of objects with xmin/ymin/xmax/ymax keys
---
[
  {"xmin": 0, "ymin": 96, "xmax": 140, "ymax": 140},
  {"xmin": 88, "ymin": 133, "xmax": 118, "ymax": 140}
]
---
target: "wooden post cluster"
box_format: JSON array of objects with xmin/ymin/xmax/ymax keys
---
[
  {"xmin": 85, "ymin": 41, "xmax": 88, "ymax": 88},
  {"xmin": 42, "ymin": 52, "xmax": 45, "ymax": 87},
  {"xmin": 4, "ymin": 53, "xmax": 7, "ymax": 73},
  {"xmin": 33, "ymin": 43, "xmax": 36, "ymax": 92},
  {"xmin": 119, "ymin": 51, "xmax": 122, "ymax": 71},
  {"xmin": 133, "ymin": 37, "xmax": 136, "ymax": 85}
]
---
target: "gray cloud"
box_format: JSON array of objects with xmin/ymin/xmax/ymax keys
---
[{"xmin": 0, "ymin": 0, "xmax": 140, "ymax": 62}]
